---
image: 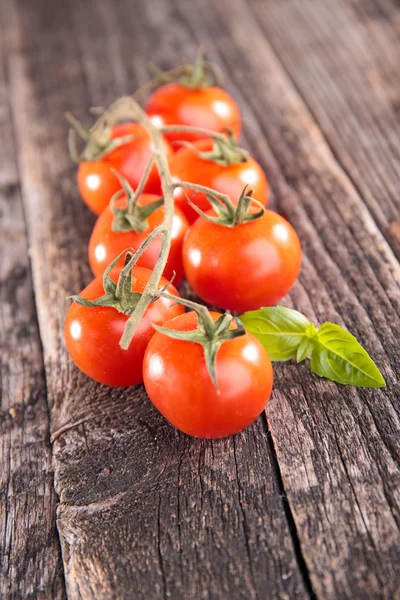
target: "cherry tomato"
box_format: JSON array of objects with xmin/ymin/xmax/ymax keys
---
[
  {"xmin": 143, "ymin": 311, "xmax": 273, "ymax": 438},
  {"xmin": 64, "ymin": 266, "xmax": 184, "ymax": 387},
  {"xmin": 183, "ymin": 210, "xmax": 302, "ymax": 312},
  {"xmin": 88, "ymin": 193, "xmax": 189, "ymax": 284},
  {"xmin": 77, "ymin": 123, "xmax": 172, "ymax": 215},
  {"xmin": 169, "ymin": 139, "xmax": 268, "ymax": 223},
  {"xmin": 146, "ymin": 83, "xmax": 241, "ymax": 145}
]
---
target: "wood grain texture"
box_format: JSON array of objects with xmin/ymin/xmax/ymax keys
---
[
  {"xmin": 1, "ymin": 0, "xmax": 399, "ymax": 598},
  {"xmin": 0, "ymin": 11, "xmax": 65, "ymax": 599},
  {"xmin": 247, "ymin": 0, "xmax": 400, "ymax": 257},
  {"xmin": 3, "ymin": 0, "xmax": 306, "ymax": 598},
  {"xmin": 182, "ymin": 0, "xmax": 400, "ymax": 597}
]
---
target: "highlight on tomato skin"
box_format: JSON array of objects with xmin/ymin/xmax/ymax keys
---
[
  {"xmin": 64, "ymin": 266, "xmax": 184, "ymax": 387},
  {"xmin": 88, "ymin": 193, "xmax": 189, "ymax": 284},
  {"xmin": 182, "ymin": 210, "xmax": 302, "ymax": 313},
  {"xmin": 169, "ymin": 139, "xmax": 269, "ymax": 223},
  {"xmin": 145, "ymin": 83, "xmax": 242, "ymax": 145},
  {"xmin": 77, "ymin": 123, "xmax": 172, "ymax": 215},
  {"xmin": 143, "ymin": 311, "xmax": 274, "ymax": 439},
  {"xmin": 78, "ymin": 161, "xmax": 122, "ymax": 217}
]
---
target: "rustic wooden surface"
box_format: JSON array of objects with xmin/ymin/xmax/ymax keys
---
[
  {"xmin": 0, "ymin": 6, "xmax": 66, "ymax": 597},
  {"xmin": 0, "ymin": 0, "xmax": 399, "ymax": 598}
]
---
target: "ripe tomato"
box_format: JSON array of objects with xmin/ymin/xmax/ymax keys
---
[
  {"xmin": 88, "ymin": 193, "xmax": 189, "ymax": 284},
  {"xmin": 183, "ymin": 211, "xmax": 302, "ymax": 312},
  {"xmin": 169, "ymin": 139, "xmax": 268, "ymax": 223},
  {"xmin": 143, "ymin": 311, "xmax": 273, "ymax": 438},
  {"xmin": 64, "ymin": 266, "xmax": 184, "ymax": 387},
  {"xmin": 77, "ymin": 123, "xmax": 172, "ymax": 215},
  {"xmin": 146, "ymin": 83, "xmax": 241, "ymax": 145}
]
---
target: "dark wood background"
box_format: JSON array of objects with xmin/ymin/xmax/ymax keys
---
[{"xmin": 1, "ymin": 0, "xmax": 399, "ymax": 598}]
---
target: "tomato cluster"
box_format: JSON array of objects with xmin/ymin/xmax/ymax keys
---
[{"xmin": 65, "ymin": 60, "xmax": 302, "ymax": 439}]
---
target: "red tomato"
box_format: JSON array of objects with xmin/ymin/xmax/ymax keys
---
[
  {"xmin": 169, "ymin": 139, "xmax": 268, "ymax": 223},
  {"xmin": 88, "ymin": 193, "xmax": 189, "ymax": 284},
  {"xmin": 183, "ymin": 210, "xmax": 302, "ymax": 312},
  {"xmin": 77, "ymin": 123, "xmax": 172, "ymax": 215},
  {"xmin": 146, "ymin": 83, "xmax": 241, "ymax": 145},
  {"xmin": 143, "ymin": 311, "xmax": 273, "ymax": 438},
  {"xmin": 64, "ymin": 266, "xmax": 184, "ymax": 387}
]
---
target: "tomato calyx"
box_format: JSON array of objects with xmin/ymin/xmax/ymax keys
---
[
  {"xmin": 69, "ymin": 250, "xmax": 142, "ymax": 315},
  {"xmin": 182, "ymin": 131, "xmax": 249, "ymax": 167},
  {"xmin": 66, "ymin": 112, "xmax": 136, "ymax": 163},
  {"xmin": 179, "ymin": 50, "xmax": 223, "ymax": 89},
  {"xmin": 186, "ymin": 185, "xmax": 265, "ymax": 227},
  {"xmin": 111, "ymin": 165, "xmax": 164, "ymax": 234},
  {"xmin": 69, "ymin": 238, "xmax": 161, "ymax": 315},
  {"xmin": 145, "ymin": 50, "xmax": 223, "ymax": 92},
  {"xmin": 151, "ymin": 295, "xmax": 245, "ymax": 387}
]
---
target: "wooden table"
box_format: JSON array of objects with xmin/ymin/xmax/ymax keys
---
[{"xmin": 1, "ymin": 0, "xmax": 399, "ymax": 598}]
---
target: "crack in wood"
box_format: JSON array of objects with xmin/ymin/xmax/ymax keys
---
[{"xmin": 263, "ymin": 413, "xmax": 317, "ymax": 600}]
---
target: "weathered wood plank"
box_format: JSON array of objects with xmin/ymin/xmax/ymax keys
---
[
  {"xmin": 0, "ymin": 11, "xmax": 66, "ymax": 600},
  {"xmin": 179, "ymin": 0, "xmax": 400, "ymax": 597},
  {"xmin": 4, "ymin": 0, "xmax": 400, "ymax": 597},
  {"xmin": 5, "ymin": 0, "xmax": 307, "ymax": 598},
  {"xmin": 247, "ymin": 0, "xmax": 400, "ymax": 257}
]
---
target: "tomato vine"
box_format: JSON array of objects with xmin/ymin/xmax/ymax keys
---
[{"xmin": 65, "ymin": 51, "xmax": 386, "ymax": 440}]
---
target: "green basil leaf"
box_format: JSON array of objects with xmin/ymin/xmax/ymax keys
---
[
  {"xmin": 296, "ymin": 336, "xmax": 315, "ymax": 363},
  {"xmin": 311, "ymin": 323, "xmax": 386, "ymax": 388},
  {"xmin": 240, "ymin": 306, "xmax": 311, "ymax": 361}
]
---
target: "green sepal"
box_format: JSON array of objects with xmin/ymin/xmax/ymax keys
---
[
  {"xmin": 110, "ymin": 163, "xmax": 162, "ymax": 234},
  {"xmin": 112, "ymin": 194, "xmax": 164, "ymax": 234},
  {"xmin": 150, "ymin": 324, "xmax": 206, "ymax": 344},
  {"xmin": 66, "ymin": 111, "xmax": 137, "ymax": 163},
  {"xmin": 68, "ymin": 225, "xmax": 163, "ymax": 316},
  {"xmin": 179, "ymin": 49, "xmax": 224, "ymax": 89},
  {"xmin": 184, "ymin": 191, "xmax": 235, "ymax": 225},
  {"xmin": 68, "ymin": 249, "xmax": 142, "ymax": 315},
  {"xmin": 233, "ymin": 188, "xmax": 265, "ymax": 226},
  {"xmin": 187, "ymin": 186, "xmax": 265, "ymax": 228},
  {"xmin": 151, "ymin": 310, "xmax": 246, "ymax": 388},
  {"xmin": 68, "ymin": 294, "xmax": 116, "ymax": 308},
  {"xmin": 67, "ymin": 288, "xmax": 142, "ymax": 314},
  {"xmin": 146, "ymin": 49, "xmax": 224, "ymax": 91},
  {"xmin": 187, "ymin": 130, "xmax": 249, "ymax": 167}
]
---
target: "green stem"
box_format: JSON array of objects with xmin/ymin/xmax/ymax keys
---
[
  {"xmin": 66, "ymin": 112, "xmax": 90, "ymax": 141},
  {"xmin": 172, "ymin": 181, "xmax": 236, "ymax": 221},
  {"xmin": 127, "ymin": 156, "xmax": 154, "ymax": 215},
  {"xmin": 159, "ymin": 124, "xmax": 230, "ymax": 144},
  {"xmin": 131, "ymin": 52, "xmax": 224, "ymax": 102},
  {"xmin": 92, "ymin": 97, "xmax": 175, "ymax": 349},
  {"xmin": 172, "ymin": 181, "xmax": 232, "ymax": 205},
  {"xmin": 115, "ymin": 225, "xmax": 163, "ymax": 299},
  {"xmin": 158, "ymin": 291, "xmax": 217, "ymax": 337},
  {"xmin": 159, "ymin": 290, "xmax": 211, "ymax": 316},
  {"xmin": 132, "ymin": 64, "xmax": 191, "ymax": 103},
  {"xmin": 86, "ymin": 97, "xmax": 240, "ymax": 350}
]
